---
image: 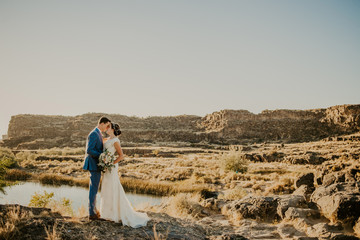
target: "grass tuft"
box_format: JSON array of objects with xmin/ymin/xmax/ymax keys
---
[
  {"xmin": 220, "ymin": 151, "xmax": 249, "ymax": 173},
  {"xmin": 0, "ymin": 205, "xmax": 29, "ymax": 240}
]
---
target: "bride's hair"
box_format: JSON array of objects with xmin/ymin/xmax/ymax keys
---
[{"xmin": 111, "ymin": 123, "xmax": 122, "ymax": 136}]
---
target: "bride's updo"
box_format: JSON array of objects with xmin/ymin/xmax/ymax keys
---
[{"xmin": 111, "ymin": 123, "xmax": 122, "ymax": 136}]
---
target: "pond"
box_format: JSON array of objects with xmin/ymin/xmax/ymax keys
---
[{"xmin": 0, "ymin": 181, "xmax": 163, "ymax": 212}]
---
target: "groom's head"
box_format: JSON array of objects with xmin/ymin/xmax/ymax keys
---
[{"xmin": 97, "ymin": 116, "xmax": 111, "ymax": 132}]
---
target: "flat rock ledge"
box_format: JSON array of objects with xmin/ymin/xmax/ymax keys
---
[{"xmin": 0, "ymin": 204, "xmax": 246, "ymax": 240}]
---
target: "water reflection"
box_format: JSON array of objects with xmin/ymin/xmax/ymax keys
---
[{"xmin": 0, "ymin": 181, "xmax": 162, "ymax": 211}]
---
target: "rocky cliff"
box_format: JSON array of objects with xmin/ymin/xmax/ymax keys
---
[
  {"xmin": 1, "ymin": 104, "xmax": 360, "ymax": 149},
  {"xmin": 198, "ymin": 105, "xmax": 360, "ymax": 143}
]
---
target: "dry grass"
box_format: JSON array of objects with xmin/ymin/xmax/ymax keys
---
[
  {"xmin": 4, "ymin": 169, "xmax": 32, "ymax": 181},
  {"xmin": 121, "ymin": 177, "xmax": 174, "ymax": 196},
  {"xmin": 220, "ymin": 151, "xmax": 249, "ymax": 173},
  {"xmin": 5, "ymin": 137, "xmax": 359, "ymax": 200},
  {"xmin": 160, "ymin": 193, "xmax": 206, "ymax": 219},
  {"xmin": 121, "ymin": 177, "xmax": 209, "ymax": 196},
  {"xmin": 0, "ymin": 205, "xmax": 29, "ymax": 240},
  {"xmin": 146, "ymin": 224, "xmax": 169, "ymax": 240},
  {"xmin": 74, "ymin": 205, "xmax": 87, "ymax": 218},
  {"xmin": 38, "ymin": 173, "xmax": 89, "ymax": 188},
  {"xmin": 32, "ymin": 172, "xmax": 208, "ymax": 196},
  {"xmin": 39, "ymin": 147, "xmax": 84, "ymax": 156},
  {"xmin": 15, "ymin": 151, "xmax": 38, "ymax": 163},
  {"xmin": 264, "ymin": 177, "xmax": 295, "ymax": 195},
  {"xmin": 219, "ymin": 186, "xmax": 248, "ymax": 200},
  {"xmin": 44, "ymin": 222, "xmax": 60, "ymax": 240}
]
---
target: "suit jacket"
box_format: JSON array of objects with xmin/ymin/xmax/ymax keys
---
[{"xmin": 83, "ymin": 127, "xmax": 103, "ymax": 171}]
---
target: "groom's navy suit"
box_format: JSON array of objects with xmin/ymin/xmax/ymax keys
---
[{"xmin": 83, "ymin": 127, "xmax": 103, "ymax": 216}]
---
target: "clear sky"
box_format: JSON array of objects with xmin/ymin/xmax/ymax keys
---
[{"xmin": 1, "ymin": 0, "xmax": 359, "ymax": 137}]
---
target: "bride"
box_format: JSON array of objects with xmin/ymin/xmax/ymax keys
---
[{"xmin": 100, "ymin": 123, "xmax": 149, "ymax": 228}]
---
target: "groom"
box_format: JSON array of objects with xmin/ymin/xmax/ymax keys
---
[{"xmin": 83, "ymin": 116, "xmax": 111, "ymax": 220}]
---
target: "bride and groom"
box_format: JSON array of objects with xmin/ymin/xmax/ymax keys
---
[{"xmin": 82, "ymin": 117, "xmax": 149, "ymax": 228}]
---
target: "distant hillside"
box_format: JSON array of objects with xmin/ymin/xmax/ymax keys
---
[{"xmin": 1, "ymin": 104, "xmax": 359, "ymax": 149}]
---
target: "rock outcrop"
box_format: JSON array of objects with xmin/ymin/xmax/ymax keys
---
[
  {"xmin": 199, "ymin": 104, "xmax": 360, "ymax": 143},
  {"xmin": 311, "ymin": 182, "xmax": 360, "ymax": 227},
  {"xmin": 0, "ymin": 204, "xmax": 210, "ymax": 240},
  {"xmin": 1, "ymin": 104, "xmax": 360, "ymax": 149}
]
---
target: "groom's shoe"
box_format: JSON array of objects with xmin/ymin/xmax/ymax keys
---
[
  {"xmin": 96, "ymin": 210, "xmax": 101, "ymax": 218},
  {"xmin": 89, "ymin": 214, "xmax": 99, "ymax": 221}
]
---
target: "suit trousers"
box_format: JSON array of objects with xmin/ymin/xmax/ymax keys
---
[{"xmin": 89, "ymin": 170, "xmax": 101, "ymax": 216}]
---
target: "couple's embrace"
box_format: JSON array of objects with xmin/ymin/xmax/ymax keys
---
[{"xmin": 82, "ymin": 117, "xmax": 149, "ymax": 228}]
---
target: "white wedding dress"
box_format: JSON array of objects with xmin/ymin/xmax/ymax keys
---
[{"xmin": 100, "ymin": 137, "xmax": 149, "ymax": 228}]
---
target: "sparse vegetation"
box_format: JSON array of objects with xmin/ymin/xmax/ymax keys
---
[
  {"xmin": 38, "ymin": 173, "xmax": 89, "ymax": 188},
  {"xmin": 44, "ymin": 222, "xmax": 60, "ymax": 240},
  {"xmin": 4, "ymin": 169, "xmax": 32, "ymax": 181},
  {"xmin": 160, "ymin": 193, "xmax": 206, "ymax": 219},
  {"xmin": 264, "ymin": 177, "xmax": 295, "ymax": 195},
  {"xmin": 0, "ymin": 147, "xmax": 18, "ymax": 169},
  {"xmin": 39, "ymin": 147, "xmax": 85, "ymax": 156},
  {"xmin": 0, "ymin": 147, "xmax": 20, "ymax": 193},
  {"xmin": 15, "ymin": 151, "xmax": 37, "ymax": 163},
  {"xmin": 0, "ymin": 205, "xmax": 29, "ymax": 240},
  {"xmin": 1, "ymin": 133, "xmax": 360, "ymax": 239},
  {"xmin": 220, "ymin": 151, "xmax": 249, "ymax": 173},
  {"xmin": 29, "ymin": 191, "xmax": 54, "ymax": 207},
  {"xmin": 29, "ymin": 191, "xmax": 73, "ymax": 216},
  {"xmin": 219, "ymin": 186, "xmax": 248, "ymax": 200}
]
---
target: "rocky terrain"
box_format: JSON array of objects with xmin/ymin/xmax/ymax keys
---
[
  {"xmin": 1, "ymin": 132, "xmax": 360, "ymax": 239},
  {"xmin": 1, "ymin": 104, "xmax": 360, "ymax": 149},
  {"xmin": 1, "ymin": 104, "xmax": 360, "ymax": 239},
  {"xmin": 0, "ymin": 204, "xmax": 210, "ymax": 240}
]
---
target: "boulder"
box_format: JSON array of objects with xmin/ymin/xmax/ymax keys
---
[
  {"xmin": 277, "ymin": 195, "xmax": 308, "ymax": 219},
  {"xmin": 222, "ymin": 196, "xmax": 279, "ymax": 222},
  {"xmin": 311, "ymin": 182, "xmax": 360, "ymax": 227},
  {"xmin": 323, "ymin": 172, "xmax": 346, "ymax": 187},
  {"xmin": 292, "ymin": 185, "xmax": 314, "ymax": 201},
  {"xmin": 295, "ymin": 172, "xmax": 315, "ymax": 189},
  {"xmin": 346, "ymin": 168, "xmax": 360, "ymax": 183},
  {"xmin": 277, "ymin": 223, "xmax": 316, "ymax": 240},
  {"xmin": 284, "ymin": 207, "xmax": 321, "ymax": 221},
  {"xmin": 306, "ymin": 223, "xmax": 359, "ymax": 240}
]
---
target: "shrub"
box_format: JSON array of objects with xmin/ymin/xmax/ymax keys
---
[
  {"xmin": 163, "ymin": 193, "xmax": 205, "ymax": 219},
  {"xmin": 29, "ymin": 191, "xmax": 73, "ymax": 216},
  {"xmin": 220, "ymin": 151, "xmax": 249, "ymax": 173},
  {"xmin": 29, "ymin": 191, "xmax": 54, "ymax": 207},
  {"xmin": 15, "ymin": 151, "xmax": 37, "ymax": 162},
  {"xmin": 0, "ymin": 147, "xmax": 15, "ymax": 159},
  {"xmin": 0, "ymin": 148, "xmax": 18, "ymax": 193},
  {"xmin": 0, "ymin": 147, "xmax": 18, "ymax": 169}
]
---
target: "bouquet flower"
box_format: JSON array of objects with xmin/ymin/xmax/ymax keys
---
[{"xmin": 98, "ymin": 149, "xmax": 116, "ymax": 173}]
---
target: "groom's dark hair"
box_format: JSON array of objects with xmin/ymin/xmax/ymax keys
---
[{"xmin": 98, "ymin": 116, "xmax": 111, "ymax": 125}]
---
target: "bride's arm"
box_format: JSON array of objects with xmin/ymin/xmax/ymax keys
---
[{"xmin": 113, "ymin": 141, "xmax": 124, "ymax": 164}]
